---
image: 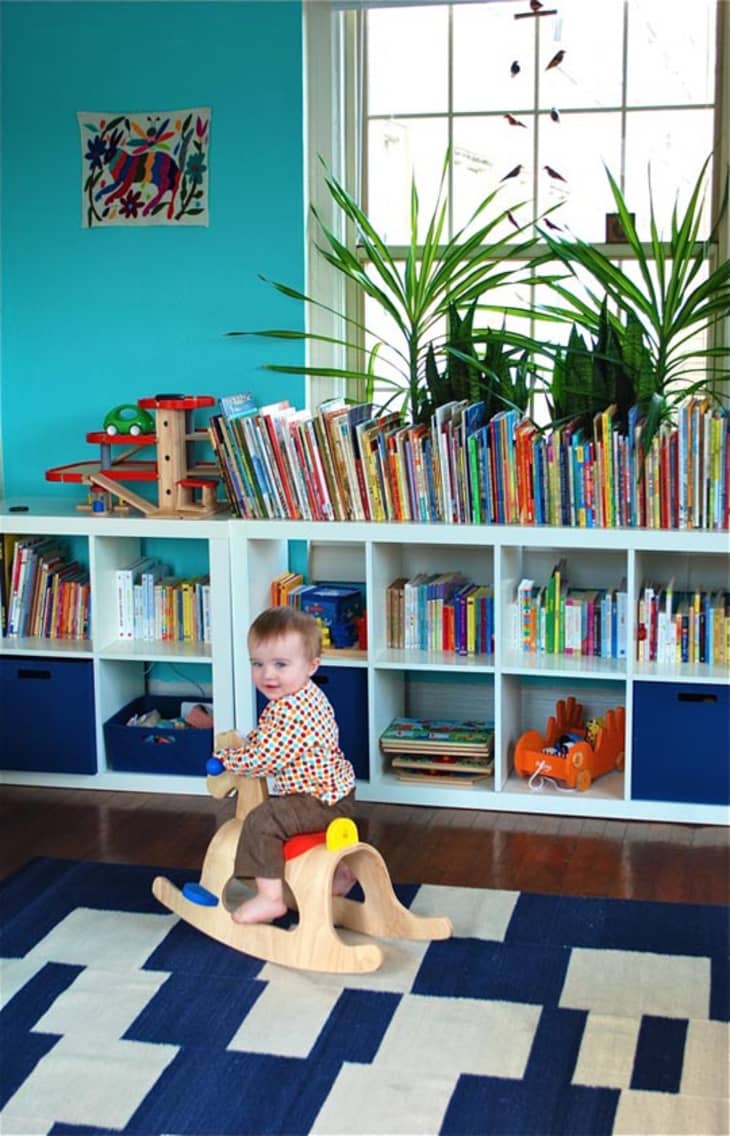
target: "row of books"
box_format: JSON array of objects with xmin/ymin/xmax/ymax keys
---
[
  {"xmin": 4, "ymin": 536, "xmax": 90, "ymax": 641},
  {"xmin": 510, "ymin": 572, "xmax": 730, "ymax": 665},
  {"xmin": 512, "ymin": 574, "xmax": 629, "ymax": 660},
  {"xmin": 208, "ymin": 391, "xmax": 730, "ymax": 530},
  {"xmin": 386, "ymin": 573, "xmax": 494, "ymax": 655},
  {"xmin": 115, "ymin": 557, "xmax": 211, "ymax": 643},
  {"xmin": 637, "ymin": 584, "xmax": 730, "ymax": 666},
  {"xmin": 379, "ymin": 716, "xmax": 495, "ymax": 785}
]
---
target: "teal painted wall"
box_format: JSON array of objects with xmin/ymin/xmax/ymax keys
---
[{"xmin": 0, "ymin": 1, "xmax": 305, "ymax": 498}]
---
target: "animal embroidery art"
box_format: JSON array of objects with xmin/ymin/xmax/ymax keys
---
[{"xmin": 78, "ymin": 107, "xmax": 210, "ymax": 227}]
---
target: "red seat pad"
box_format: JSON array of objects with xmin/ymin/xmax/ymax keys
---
[{"xmin": 283, "ymin": 831, "xmax": 327, "ymax": 861}]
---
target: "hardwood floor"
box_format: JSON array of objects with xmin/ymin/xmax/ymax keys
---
[{"xmin": 2, "ymin": 785, "xmax": 728, "ymax": 905}]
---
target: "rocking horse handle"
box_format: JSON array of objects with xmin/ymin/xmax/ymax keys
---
[
  {"xmin": 205, "ymin": 757, "xmax": 239, "ymax": 799},
  {"xmin": 204, "ymin": 755, "xmax": 269, "ymax": 818}
]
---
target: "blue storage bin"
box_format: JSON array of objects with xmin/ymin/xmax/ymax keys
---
[
  {"xmin": 0, "ymin": 656, "xmax": 96, "ymax": 773},
  {"xmin": 632, "ymin": 682, "xmax": 730, "ymax": 805},
  {"xmin": 256, "ymin": 665, "xmax": 369, "ymax": 780},
  {"xmin": 104, "ymin": 694, "xmax": 213, "ymax": 776}
]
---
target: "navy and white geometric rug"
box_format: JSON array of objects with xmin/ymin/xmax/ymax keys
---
[{"xmin": 1, "ymin": 858, "xmax": 728, "ymax": 1136}]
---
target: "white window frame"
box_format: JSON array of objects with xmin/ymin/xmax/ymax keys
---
[{"xmin": 303, "ymin": 0, "xmax": 730, "ymax": 410}]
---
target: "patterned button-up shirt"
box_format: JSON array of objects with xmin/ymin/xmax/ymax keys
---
[{"xmin": 213, "ymin": 679, "xmax": 355, "ymax": 805}]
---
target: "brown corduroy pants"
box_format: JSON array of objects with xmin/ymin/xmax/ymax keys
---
[{"xmin": 234, "ymin": 790, "xmax": 355, "ymax": 880}]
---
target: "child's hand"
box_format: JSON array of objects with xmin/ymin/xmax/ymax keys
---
[{"xmin": 215, "ymin": 728, "xmax": 244, "ymax": 751}]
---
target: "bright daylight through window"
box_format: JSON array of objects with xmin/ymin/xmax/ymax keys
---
[{"xmin": 304, "ymin": 0, "xmax": 728, "ymax": 420}]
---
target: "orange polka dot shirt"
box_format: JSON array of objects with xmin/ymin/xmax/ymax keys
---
[{"xmin": 214, "ymin": 679, "xmax": 355, "ymax": 805}]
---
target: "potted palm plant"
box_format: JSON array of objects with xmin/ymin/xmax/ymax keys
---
[
  {"xmin": 228, "ymin": 149, "xmax": 547, "ymax": 425},
  {"xmin": 537, "ymin": 155, "xmax": 730, "ymax": 447}
]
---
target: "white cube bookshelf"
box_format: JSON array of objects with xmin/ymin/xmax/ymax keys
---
[{"xmin": 2, "ymin": 502, "xmax": 728, "ymax": 824}]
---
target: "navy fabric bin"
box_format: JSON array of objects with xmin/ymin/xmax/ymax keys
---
[
  {"xmin": 104, "ymin": 694, "xmax": 212, "ymax": 776},
  {"xmin": 256, "ymin": 665, "xmax": 369, "ymax": 780},
  {"xmin": 632, "ymin": 682, "xmax": 730, "ymax": 805},
  {"xmin": 1, "ymin": 656, "xmax": 96, "ymax": 773}
]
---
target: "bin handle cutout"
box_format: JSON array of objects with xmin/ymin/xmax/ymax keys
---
[
  {"xmin": 677, "ymin": 692, "xmax": 717, "ymax": 703},
  {"xmin": 18, "ymin": 668, "xmax": 51, "ymax": 680}
]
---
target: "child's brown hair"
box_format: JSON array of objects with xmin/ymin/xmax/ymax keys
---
[{"xmin": 248, "ymin": 606, "xmax": 322, "ymax": 660}]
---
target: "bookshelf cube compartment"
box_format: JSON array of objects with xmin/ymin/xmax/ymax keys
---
[
  {"xmin": 371, "ymin": 541, "xmax": 495, "ymax": 661},
  {"xmin": 94, "ymin": 534, "xmax": 212, "ymax": 649},
  {"xmin": 373, "ymin": 668, "xmax": 496, "ymax": 785},
  {"xmin": 3, "ymin": 533, "xmax": 90, "ymax": 641},
  {"xmin": 632, "ymin": 682, "xmax": 730, "ymax": 805},
  {"xmin": 104, "ymin": 694, "xmax": 213, "ymax": 776},
  {"xmin": 633, "ymin": 551, "xmax": 730, "ymax": 670},
  {"xmin": 0, "ymin": 656, "xmax": 96, "ymax": 773},
  {"xmin": 501, "ymin": 545, "xmax": 629, "ymax": 665},
  {"xmin": 504, "ymin": 674, "xmax": 626, "ymax": 800}
]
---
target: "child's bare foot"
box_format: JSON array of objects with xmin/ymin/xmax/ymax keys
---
[
  {"xmin": 231, "ymin": 877, "xmax": 287, "ymax": 924},
  {"xmin": 333, "ymin": 861, "xmax": 356, "ymax": 897},
  {"xmin": 231, "ymin": 894, "xmax": 287, "ymax": 924}
]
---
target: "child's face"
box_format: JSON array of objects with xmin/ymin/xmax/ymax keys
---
[{"xmin": 248, "ymin": 631, "xmax": 319, "ymax": 701}]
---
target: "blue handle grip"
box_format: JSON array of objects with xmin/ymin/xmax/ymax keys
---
[{"xmin": 206, "ymin": 757, "xmax": 225, "ymax": 776}]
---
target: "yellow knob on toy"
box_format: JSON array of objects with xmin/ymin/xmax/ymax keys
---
[{"xmin": 326, "ymin": 817, "xmax": 359, "ymax": 851}]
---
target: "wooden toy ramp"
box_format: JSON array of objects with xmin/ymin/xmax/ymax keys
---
[
  {"xmin": 152, "ymin": 772, "xmax": 453, "ymax": 974},
  {"xmin": 46, "ymin": 395, "xmax": 224, "ymax": 517}
]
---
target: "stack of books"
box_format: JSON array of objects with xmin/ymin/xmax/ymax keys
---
[{"xmin": 379, "ymin": 716, "xmax": 495, "ymax": 785}]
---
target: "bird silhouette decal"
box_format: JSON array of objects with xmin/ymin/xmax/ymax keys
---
[
  {"xmin": 544, "ymin": 164, "xmax": 567, "ymax": 181},
  {"xmin": 530, "ymin": 0, "xmax": 544, "ymax": 10},
  {"xmin": 510, "ymin": 60, "xmax": 521, "ymax": 77},
  {"xmin": 505, "ymin": 114, "xmax": 527, "ymax": 127},
  {"xmin": 550, "ymin": 107, "xmax": 561, "ymax": 123},
  {"xmin": 501, "ymin": 164, "xmax": 523, "ymax": 181},
  {"xmin": 546, "ymin": 49, "xmax": 565, "ymax": 70}
]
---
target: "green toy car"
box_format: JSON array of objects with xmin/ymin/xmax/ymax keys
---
[{"xmin": 103, "ymin": 404, "xmax": 155, "ymax": 437}]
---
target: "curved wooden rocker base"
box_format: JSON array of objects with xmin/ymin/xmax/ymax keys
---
[{"xmin": 152, "ymin": 770, "xmax": 453, "ymax": 974}]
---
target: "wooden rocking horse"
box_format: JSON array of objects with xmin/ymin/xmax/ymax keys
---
[{"xmin": 152, "ymin": 757, "xmax": 453, "ymax": 974}]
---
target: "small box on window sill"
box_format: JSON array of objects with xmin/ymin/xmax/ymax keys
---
[{"xmin": 605, "ymin": 212, "xmax": 635, "ymax": 243}]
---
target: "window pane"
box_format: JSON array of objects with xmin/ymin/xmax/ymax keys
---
[
  {"xmin": 626, "ymin": 0, "xmax": 716, "ymax": 107},
  {"xmin": 538, "ymin": 0, "xmax": 625, "ymax": 111},
  {"xmin": 452, "ymin": 115, "xmax": 532, "ymax": 240},
  {"xmin": 364, "ymin": 287, "xmax": 413, "ymax": 414},
  {"xmin": 537, "ymin": 112, "xmax": 622, "ymax": 240},
  {"xmin": 367, "ymin": 5, "xmax": 449, "ymax": 116},
  {"xmin": 351, "ymin": 0, "xmax": 722, "ymax": 423},
  {"xmin": 624, "ymin": 110, "xmax": 714, "ymax": 237},
  {"xmin": 534, "ymin": 264, "xmax": 598, "ymax": 346},
  {"xmin": 367, "ymin": 117, "xmax": 449, "ymax": 243},
  {"xmin": 453, "ymin": 1, "xmax": 535, "ymax": 113}
]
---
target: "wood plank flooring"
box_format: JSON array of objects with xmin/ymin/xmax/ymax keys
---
[{"xmin": 2, "ymin": 785, "xmax": 727, "ymax": 905}]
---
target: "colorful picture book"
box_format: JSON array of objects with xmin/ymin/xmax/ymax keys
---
[
  {"xmin": 379, "ymin": 717, "xmax": 494, "ymax": 757},
  {"xmin": 380, "ymin": 718, "xmax": 495, "ymax": 785},
  {"xmin": 392, "ymin": 765, "xmax": 493, "ymax": 787}
]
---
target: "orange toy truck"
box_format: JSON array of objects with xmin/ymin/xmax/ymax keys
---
[{"xmin": 514, "ymin": 696, "xmax": 625, "ymax": 791}]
